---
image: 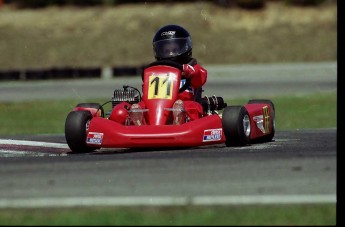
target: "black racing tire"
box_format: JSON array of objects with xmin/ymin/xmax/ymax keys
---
[
  {"xmin": 76, "ymin": 103, "xmax": 104, "ymax": 117},
  {"xmin": 222, "ymin": 106, "xmax": 251, "ymax": 147},
  {"xmin": 247, "ymin": 99, "xmax": 275, "ymax": 142},
  {"xmin": 65, "ymin": 110, "xmax": 97, "ymax": 153}
]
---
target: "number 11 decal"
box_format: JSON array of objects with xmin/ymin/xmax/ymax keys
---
[{"xmin": 148, "ymin": 74, "xmax": 173, "ymax": 99}]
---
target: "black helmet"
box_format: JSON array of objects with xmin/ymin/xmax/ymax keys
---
[{"xmin": 152, "ymin": 24, "xmax": 192, "ymax": 63}]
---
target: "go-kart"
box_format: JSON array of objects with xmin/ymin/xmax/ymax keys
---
[{"xmin": 65, "ymin": 60, "xmax": 275, "ymax": 153}]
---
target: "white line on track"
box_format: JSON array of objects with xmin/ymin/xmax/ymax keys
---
[
  {"xmin": 0, "ymin": 139, "xmax": 69, "ymax": 157},
  {"xmin": 0, "ymin": 149, "xmax": 67, "ymax": 157},
  {"xmin": 0, "ymin": 139, "xmax": 69, "ymax": 149},
  {"xmin": 0, "ymin": 194, "xmax": 336, "ymax": 208}
]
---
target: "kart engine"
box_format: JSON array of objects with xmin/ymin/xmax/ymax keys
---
[
  {"xmin": 200, "ymin": 95, "xmax": 227, "ymax": 115},
  {"xmin": 112, "ymin": 85, "xmax": 141, "ymax": 108}
]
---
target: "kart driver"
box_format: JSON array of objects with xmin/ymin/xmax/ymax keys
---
[
  {"xmin": 141, "ymin": 24, "xmax": 207, "ymax": 125},
  {"xmin": 110, "ymin": 24, "xmax": 207, "ymax": 125},
  {"xmin": 151, "ymin": 24, "xmax": 207, "ymax": 103}
]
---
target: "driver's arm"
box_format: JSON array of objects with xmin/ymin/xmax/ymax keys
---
[{"xmin": 183, "ymin": 63, "xmax": 207, "ymax": 88}]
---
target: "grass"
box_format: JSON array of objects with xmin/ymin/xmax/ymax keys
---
[
  {"xmin": 228, "ymin": 91, "xmax": 337, "ymax": 129},
  {"xmin": 0, "ymin": 91, "xmax": 336, "ymax": 135},
  {"xmin": 0, "ymin": 204, "xmax": 336, "ymax": 225},
  {"xmin": 0, "ymin": 1, "xmax": 337, "ymax": 70}
]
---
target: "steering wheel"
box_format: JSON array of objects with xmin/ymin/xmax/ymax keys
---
[{"xmin": 143, "ymin": 60, "xmax": 191, "ymax": 93}]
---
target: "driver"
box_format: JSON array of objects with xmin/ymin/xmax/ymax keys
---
[
  {"xmin": 141, "ymin": 24, "xmax": 208, "ymax": 125},
  {"xmin": 109, "ymin": 24, "xmax": 208, "ymax": 125},
  {"xmin": 152, "ymin": 24, "xmax": 207, "ymax": 103}
]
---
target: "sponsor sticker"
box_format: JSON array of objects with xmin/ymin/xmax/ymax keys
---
[
  {"xmin": 180, "ymin": 79, "xmax": 194, "ymax": 93},
  {"xmin": 262, "ymin": 105, "xmax": 270, "ymax": 134},
  {"xmin": 252, "ymin": 105, "xmax": 270, "ymax": 134},
  {"xmin": 203, "ymin": 128, "xmax": 222, "ymax": 142},
  {"xmin": 161, "ymin": 31, "xmax": 176, "ymax": 36},
  {"xmin": 86, "ymin": 132, "xmax": 104, "ymax": 145},
  {"xmin": 253, "ymin": 115, "xmax": 265, "ymax": 133}
]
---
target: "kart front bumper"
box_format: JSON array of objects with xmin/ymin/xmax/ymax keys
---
[{"xmin": 86, "ymin": 115, "xmax": 226, "ymax": 148}]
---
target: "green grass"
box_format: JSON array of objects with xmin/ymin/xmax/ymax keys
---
[
  {"xmin": 227, "ymin": 91, "xmax": 337, "ymax": 129},
  {"xmin": 0, "ymin": 91, "xmax": 336, "ymax": 135},
  {"xmin": 0, "ymin": 204, "xmax": 336, "ymax": 226}
]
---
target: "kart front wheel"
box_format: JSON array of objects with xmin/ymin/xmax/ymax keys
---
[
  {"xmin": 222, "ymin": 106, "xmax": 251, "ymax": 146},
  {"xmin": 65, "ymin": 110, "xmax": 97, "ymax": 153}
]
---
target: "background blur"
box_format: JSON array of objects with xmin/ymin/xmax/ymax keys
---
[{"xmin": 0, "ymin": 0, "xmax": 337, "ymax": 75}]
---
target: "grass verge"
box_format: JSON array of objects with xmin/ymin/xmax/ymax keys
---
[{"xmin": 0, "ymin": 204, "xmax": 336, "ymax": 225}]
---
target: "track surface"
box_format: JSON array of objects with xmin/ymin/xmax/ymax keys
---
[
  {"xmin": 0, "ymin": 61, "xmax": 336, "ymax": 101},
  {"xmin": 0, "ymin": 129, "xmax": 336, "ymax": 200},
  {"xmin": 0, "ymin": 62, "xmax": 337, "ymax": 207}
]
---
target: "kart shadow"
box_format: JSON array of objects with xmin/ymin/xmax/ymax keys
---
[
  {"xmin": 65, "ymin": 145, "xmax": 226, "ymax": 155},
  {"xmin": 89, "ymin": 146, "xmax": 203, "ymax": 155},
  {"xmin": 82, "ymin": 144, "xmax": 229, "ymax": 155},
  {"xmin": 65, "ymin": 141, "xmax": 275, "ymax": 155}
]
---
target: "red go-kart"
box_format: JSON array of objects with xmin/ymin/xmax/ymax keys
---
[{"xmin": 65, "ymin": 60, "xmax": 275, "ymax": 153}]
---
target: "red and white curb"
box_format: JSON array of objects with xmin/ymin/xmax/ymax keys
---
[{"xmin": 0, "ymin": 139, "xmax": 69, "ymax": 157}]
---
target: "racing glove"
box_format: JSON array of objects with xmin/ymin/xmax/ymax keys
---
[{"xmin": 182, "ymin": 64, "xmax": 197, "ymax": 78}]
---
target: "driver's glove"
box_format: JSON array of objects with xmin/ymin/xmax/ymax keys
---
[{"xmin": 182, "ymin": 64, "xmax": 197, "ymax": 78}]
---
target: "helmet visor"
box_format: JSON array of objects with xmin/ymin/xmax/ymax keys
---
[{"xmin": 153, "ymin": 37, "xmax": 192, "ymax": 59}]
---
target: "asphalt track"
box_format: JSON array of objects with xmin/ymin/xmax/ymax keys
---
[
  {"xmin": 0, "ymin": 61, "xmax": 336, "ymax": 101},
  {"xmin": 0, "ymin": 62, "xmax": 337, "ymax": 207}
]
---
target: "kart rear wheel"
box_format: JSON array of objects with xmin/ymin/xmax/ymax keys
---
[
  {"xmin": 248, "ymin": 99, "xmax": 275, "ymax": 142},
  {"xmin": 65, "ymin": 110, "xmax": 97, "ymax": 153},
  {"xmin": 222, "ymin": 106, "xmax": 251, "ymax": 146},
  {"xmin": 76, "ymin": 103, "xmax": 104, "ymax": 117}
]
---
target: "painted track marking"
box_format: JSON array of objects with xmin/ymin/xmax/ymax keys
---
[
  {"xmin": 0, "ymin": 194, "xmax": 336, "ymax": 208},
  {"xmin": 0, "ymin": 139, "xmax": 69, "ymax": 157},
  {"xmin": 0, "ymin": 139, "xmax": 68, "ymax": 149},
  {"xmin": 0, "ymin": 149, "xmax": 67, "ymax": 157}
]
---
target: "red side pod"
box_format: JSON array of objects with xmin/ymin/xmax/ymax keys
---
[
  {"xmin": 245, "ymin": 103, "xmax": 273, "ymax": 139},
  {"xmin": 142, "ymin": 66, "xmax": 181, "ymax": 125}
]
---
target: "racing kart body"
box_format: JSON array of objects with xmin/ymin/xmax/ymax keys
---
[{"xmin": 65, "ymin": 60, "xmax": 275, "ymax": 153}]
